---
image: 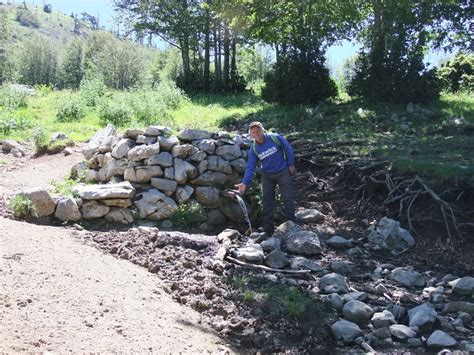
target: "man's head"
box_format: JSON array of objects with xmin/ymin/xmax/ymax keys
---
[{"xmin": 249, "ymin": 121, "xmax": 265, "ymax": 143}]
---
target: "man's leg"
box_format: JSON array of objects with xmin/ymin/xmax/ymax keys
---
[
  {"xmin": 262, "ymin": 173, "xmax": 277, "ymax": 234},
  {"xmin": 278, "ymin": 169, "xmax": 296, "ymax": 222}
]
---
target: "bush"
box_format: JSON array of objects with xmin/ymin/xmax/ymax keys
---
[
  {"xmin": 32, "ymin": 126, "xmax": 48, "ymax": 153},
  {"xmin": 169, "ymin": 201, "xmax": 207, "ymax": 229},
  {"xmin": 56, "ymin": 97, "xmax": 86, "ymax": 122},
  {"xmin": 0, "ymin": 110, "xmax": 33, "ymax": 135},
  {"xmin": 98, "ymin": 99, "xmax": 133, "ymax": 127},
  {"xmin": 16, "ymin": 9, "xmax": 40, "ymax": 28},
  {"xmin": 0, "ymin": 85, "xmax": 29, "ymax": 110},
  {"xmin": 438, "ymin": 52, "xmax": 474, "ymax": 93},
  {"xmin": 8, "ymin": 194, "xmax": 33, "ymax": 218},
  {"xmin": 262, "ymin": 57, "xmax": 337, "ymax": 105},
  {"xmin": 79, "ymin": 77, "xmax": 106, "ymax": 107}
]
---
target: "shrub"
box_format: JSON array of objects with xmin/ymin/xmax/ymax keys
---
[
  {"xmin": 16, "ymin": 9, "xmax": 40, "ymax": 28},
  {"xmin": 169, "ymin": 201, "xmax": 207, "ymax": 229},
  {"xmin": 0, "ymin": 85, "xmax": 29, "ymax": 110},
  {"xmin": 79, "ymin": 77, "xmax": 106, "ymax": 107},
  {"xmin": 438, "ymin": 52, "xmax": 474, "ymax": 93},
  {"xmin": 0, "ymin": 110, "xmax": 33, "ymax": 135},
  {"xmin": 98, "ymin": 99, "xmax": 133, "ymax": 127},
  {"xmin": 8, "ymin": 194, "xmax": 33, "ymax": 218},
  {"xmin": 32, "ymin": 126, "xmax": 48, "ymax": 153},
  {"xmin": 56, "ymin": 97, "xmax": 86, "ymax": 122},
  {"xmin": 34, "ymin": 84, "xmax": 53, "ymax": 96},
  {"xmin": 262, "ymin": 57, "xmax": 337, "ymax": 105},
  {"xmin": 156, "ymin": 80, "xmax": 188, "ymax": 110}
]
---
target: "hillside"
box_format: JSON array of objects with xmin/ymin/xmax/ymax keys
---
[{"xmin": 1, "ymin": 2, "xmax": 95, "ymax": 46}]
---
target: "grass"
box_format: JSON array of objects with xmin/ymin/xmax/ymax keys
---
[
  {"xmin": 1, "ymin": 87, "xmax": 472, "ymax": 185},
  {"xmin": 8, "ymin": 194, "xmax": 33, "ymax": 218}
]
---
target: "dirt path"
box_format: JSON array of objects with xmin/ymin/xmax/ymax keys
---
[{"xmin": 0, "ymin": 151, "xmax": 231, "ymax": 352}]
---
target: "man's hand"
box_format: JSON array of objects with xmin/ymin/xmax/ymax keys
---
[
  {"xmin": 235, "ymin": 183, "xmax": 246, "ymax": 195},
  {"xmin": 289, "ymin": 165, "xmax": 296, "ymax": 175}
]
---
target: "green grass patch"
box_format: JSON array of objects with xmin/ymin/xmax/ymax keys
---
[
  {"xmin": 8, "ymin": 194, "xmax": 33, "ymax": 218},
  {"xmin": 50, "ymin": 178, "xmax": 77, "ymax": 197}
]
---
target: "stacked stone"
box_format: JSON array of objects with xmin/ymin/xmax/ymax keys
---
[{"xmin": 77, "ymin": 125, "xmax": 252, "ymax": 224}]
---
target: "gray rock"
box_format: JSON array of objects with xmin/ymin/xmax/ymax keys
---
[
  {"xmin": 371, "ymin": 327, "xmax": 392, "ymax": 339},
  {"xmin": 198, "ymin": 160, "xmax": 207, "ymax": 175},
  {"xmin": 206, "ymin": 155, "xmax": 232, "ymax": 174},
  {"xmin": 178, "ymin": 128, "xmax": 212, "ymax": 141},
  {"xmin": 144, "ymin": 125, "xmax": 171, "ymax": 137},
  {"xmin": 408, "ymin": 303, "xmax": 437, "ymax": 332},
  {"xmin": 194, "ymin": 186, "xmax": 220, "ymax": 207},
  {"xmin": 111, "ymin": 138, "xmax": 135, "ymax": 159},
  {"xmin": 123, "ymin": 128, "xmax": 144, "ymax": 139},
  {"xmin": 284, "ymin": 230, "xmax": 322, "ymax": 255},
  {"xmin": 215, "ymin": 144, "xmax": 241, "ymax": 160},
  {"xmin": 50, "ymin": 132, "xmax": 69, "ymax": 142},
  {"xmin": 367, "ymin": 217, "xmax": 415, "ymax": 255},
  {"xmin": 2, "ymin": 139, "xmax": 25, "ymax": 155},
  {"xmin": 387, "ymin": 304, "xmax": 407, "ymax": 321},
  {"xmin": 190, "ymin": 171, "xmax": 238, "ymax": 186},
  {"xmin": 330, "ymin": 260, "xmax": 355, "ymax": 275},
  {"xmin": 371, "ymin": 310, "xmax": 396, "ymax": 328},
  {"xmin": 391, "ymin": 267, "xmax": 425, "ymax": 287},
  {"xmin": 127, "ymin": 142, "xmax": 160, "ymax": 161},
  {"xmin": 105, "ymin": 207, "xmax": 134, "ymax": 224},
  {"xmin": 81, "ymin": 200, "xmax": 110, "ymax": 219},
  {"xmin": 189, "ymin": 151, "xmax": 207, "ymax": 162},
  {"xmin": 427, "ymin": 330, "xmax": 457, "ymax": 348},
  {"xmin": 151, "ymin": 178, "xmax": 178, "ymax": 192},
  {"xmin": 341, "ymin": 291, "xmax": 368, "ymax": 303},
  {"xmin": 171, "ymin": 144, "xmax": 194, "ymax": 158},
  {"xmin": 327, "ymin": 235, "xmax": 353, "ymax": 249},
  {"xmin": 54, "ymin": 197, "xmax": 81, "ymax": 222},
  {"xmin": 264, "ymin": 250, "xmax": 289, "ymax": 269},
  {"xmin": 73, "ymin": 181, "xmax": 135, "ymax": 200},
  {"xmin": 147, "ymin": 152, "xmax": 173, "ymax": 167},
  {"xmin": 326, "ymin": 293, "xmax": 344, "ymax": 311},
  {"xmin": 450, "ymin": 276, "xmax": 474, "ymax": 296},
  {"xmin": 82, "ymin": 124, "xmax": 116, "ymax": 160},
  {"xmin": 260, "ymin": 237, "xmax": 281, "ymax": 252},
  {"xmin": 97, "ymin": 154, "xmax": 128, "ymax": 182},
  {"xmin": 174, "ymin": 158, "xmax": 198, "ymax": 184},
  {"xmin": 175, "ymin": 185, "xmax": 194, "ymax": 204},
  {"xmin": 229, "ymin": 158, "xmax": 246, "ymax": 174},
  {"xmin": 443, "ymin": 301, "xmax": 474, "ymax": 314},
  {"xmin": 331, "ymin": 320, "xmax": 363, "ymax": 343},
  {"xmin": 295, "ymin": 209, "xmax": 325, "ymax": 223},
  {"xmin": 100, "ymin": 199, "xmax": 132, "ymax": 208},
  {"xmin": 63, "ymin": 147, "xmax": 74, "ymax": 156},
  {"xmin": 287, "ymin": 257, "xmax": 321, "ymax": 273},
  {"xmin": 158, "ymin": 136, "xmax": 179, "ymax": 151},
  {"xmin": 163, "ymin": 167, "xmax": 174, "ymax": 180},
  {"xmin": 19, "ymin": 189, "xmax": 56, "ymax": 217},
  {"xmin": 342, "ymin": 300, "xmax": 374, "ymax": 326},
  {"xmin": 124, "ymin": 165, "xmax": 163, "ymax": 183},
  {"xmin": 389, "ymin": 324, "xmax": 416, "ymax": 340},
  {"xmin": 10, "ymin": 148, "xmax": 23, "ymax": 157},
  {"xmin": 217, "ymin": 229, "xmax": 241, "ymax": 241},
  {"xmin": 437, "ymin": 315, "xmax": 455, "ymax": 333},
  {"xmin": 135, "ymin": 189, "xmax": 177, "ymax": 220},
  {"xmin": 207, "ymin": 209, "xmax": 226, "ymax": 225},
  {"xmin": 145, "ymin": 136, "xmax": 157, "ymax": 145},
  {"xmin": 319, "ymin": 273, "xmax": 349, "ymax": 294},
  {"xmin": 135, "ymin": 135, "xmax": 146, "ymax": 144},
  {"xmin": 234, "ymin": 245, "xmax": 264, "ymax": 263},
  {"xmin": 195, "ymin": 139, "xmax": 216, "ymax": 154}
]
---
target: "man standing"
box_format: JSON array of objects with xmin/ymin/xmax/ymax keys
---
[{"xmin": 235, "ymin": 121, "xmax": 296, "ymax": 236}]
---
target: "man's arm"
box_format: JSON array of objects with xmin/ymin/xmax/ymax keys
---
[{"xmin": 277, "ymin": 134, "xmax": 296, "ymax": 174}]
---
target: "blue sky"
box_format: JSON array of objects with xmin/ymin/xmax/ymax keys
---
[{"xmin": 24, "ymin": 0, "xmax": 451, "ymax": 70}]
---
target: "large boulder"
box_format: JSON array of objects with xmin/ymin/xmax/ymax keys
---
[
  {"xmin": 342, "ymin": 300, "xmax": 374, "ymax": 326},
  {"xmin": 319, "ymin": 273, "xmax": 349, "ymax": 294},
  {"xmin": 284, "ymin": 230, "xmax": 322, "ymax": 255},
  {"xmin": 2, "ymin": 140, "xmax": 25, "ymax": 155},
  {"xmin": 408, "ymin": 303, "xmax": 437, "ymax": 332},
  {"xmin": 367, "ymin": 217, "xmax": 415, "ymax": 255},
  {"xmin": 135, "ymin": 189, "xmax": 178, "ymax": 220},
  {"xmin": 20, "ymin": 189, "xmax": 56, "ymax": 217},
  {"xmin": 194, "ymin": 186, "xmax": 220, "ymax": 207},
  {"xmin": 73, "ymin": 181, "xmax": 135, "ymax": 200},
  {"xmin": 54, "ymin": 197, "xmax": 81, "ymax": 221},
  {"xmin": 177, "ymin": 128, "xmax": 212, "ymax": 141},
  {"xmin": 331, "ymin": 320, "xmax": 363, "ymax": 343}
]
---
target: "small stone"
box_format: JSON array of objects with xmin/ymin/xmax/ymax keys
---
[
  {"xmin": 331, "ymin": 320, "xmax": 363, "ymax": 343},
  {"xmin": 427, "ymin": 330, "xmax": 457, "ymax": 348}
]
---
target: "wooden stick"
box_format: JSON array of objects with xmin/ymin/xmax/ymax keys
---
[{"xmin": 225, "ymin": 256, "xmax": 311, "ymax": 274}]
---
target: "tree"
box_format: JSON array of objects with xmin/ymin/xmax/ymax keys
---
[
  {"xmin": 348, "ymin": 0, "xmax": 472, "ymax": 103},
  {"xmin": 0, "ymin": 9, "xmax": 14, "ymax": 84},
  {"xmin": 60, "ymin": 39, "xmax": 84, "ymax": 89},
  {"xmin": 17, "ymin": 35, "xmax": 59, "ymax": 86},
  {"xmin": 438, "ymin": 52, "xmax": 474, "ymax": 93}
]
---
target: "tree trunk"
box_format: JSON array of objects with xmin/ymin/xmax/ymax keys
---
[
  {"xmin": 204, "ymin": 8, "xmax": 210, "ymax": 91},
  {"xmin": 230, "ymin": 35, "xmax": 237, "ymax": 84},
  {"xmin": 180, "ymin": 36, "xmax": 190, "ymax": 84},
  {"xmin": 223, "ymin": 23, "xmax": 230, "ymax": 88},
  {"xmin": 214, "ymin": 19, "xmax": 221, "ymax": 88}
]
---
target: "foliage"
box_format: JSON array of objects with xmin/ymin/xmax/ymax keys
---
[
  {"xmin": 97, "ymin": 99, "xmax": 133, "ymax": 127},
  {"xmin": 148, "ymin": 48, "xmax": 182, "ymax": 87},
  {"xmin": 262, "ymin": 284, "xmax": 318, "ymax": 320},
  {"xmin": 16, "ymin": 8, "xmax": 40, "ymax": 28},
  {"xmin": 0, "ymin": 9, "xmax": 14, "ymax": 84},
  {"xmin": 438, "ymin": 52, "xmax": 474, "ymax": 93},
  {"xmin": 262, "ymin": 57, "xmax": 337, "ymax": 105},
  {"xmin": 79, "ymin": 76, "xmax": 106, "ymax": 107},
  {"xmin": 32, "ymin": 126, "xmax": 48, "ymax": 153},
  {"xmin": 8, "ymin": 194, "xmax": 33, "ymax": 218},
  {"xmin": 56, "ymin": 97, "xmax": 86, "ymax": 122},
  {"xmin": 34, "ymin": 84, "xmax": 53, "ymax": 96},
  {"xmin": 0, "ymin": 110, "xmax": 33, "ymax": 135},
  {"xmin": 0, "ymin": 85, "xmax": 29, "ymax": 110},
  {"xmin": 60, "ymin": 39, "xmax": 84, "ymax": 89},
  {"xmin": 50, "ymin": 178, "xmax": 77, "ymax": 197},
  {"xmin": 16, "ymin": 34, "xmax": 59, "ymax": 86},
  {"xmin": 169, "ymin": 201, "xmax": 207, "ymax": 229}
]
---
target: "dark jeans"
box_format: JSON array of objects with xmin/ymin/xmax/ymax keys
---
[{"xmin": 262, "ymin": 168, "xmax": 295, "ymax": 234}]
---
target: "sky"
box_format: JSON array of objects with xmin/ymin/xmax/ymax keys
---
[{"xmin": 20, "ymin": 0, "xmax": 452, "ymax": 71}]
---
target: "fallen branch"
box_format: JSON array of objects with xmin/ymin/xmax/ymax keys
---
[{"xmin": 226, "ymin": 256, "xmax": 311, "ymax": 274}]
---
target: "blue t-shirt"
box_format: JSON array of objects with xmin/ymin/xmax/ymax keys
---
[{"xmin": 242, "ymin": 133, "xmax": 295, "ymax": 186}]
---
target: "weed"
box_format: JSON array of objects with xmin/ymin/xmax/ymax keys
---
[
  {"xmin": 80, "ymin": 77, "xmax": 106, "ymax": 107},
  {"xmin": 230, "ymin": 275, "xmax": 248, "ymax": 290},
  {"xmin": 32, "ymin": 126, "xmax": 48, "ymax": 153},
  {"xmin": 50, "ymin": 178, "xmax": 76, "ymax": 196},
  {"xmin": 56, "ymin": 97, "xmax": 86, "ymax": 122},
  {"xmin": 98, "ymin": 99, "xmax": 133, "ymax": 127},
  {"xmin": 8, "ymin": 194, "xmax": 33, "ymax": 218},
  {"xmin": 262, "ymin": 284, "xmax": 316, "ymax": 320},
  {"xmin": 169, "ymin": 201, "xmax": 207, "ymax": 229},
  {"xmin": 243, "ymin": 290, "xmax": 256, "ymax": 302},
  {"xmin": 0, "ymin": 85, "xmax": 29, "ymax": 110}
]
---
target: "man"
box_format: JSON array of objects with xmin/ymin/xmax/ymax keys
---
[{"xmin": 235, "ymin": 121, "xmax": 296, "ymax": 236}]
